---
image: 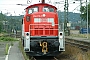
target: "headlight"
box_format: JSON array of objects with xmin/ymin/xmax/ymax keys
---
[
  {"xmin": 26, "ymin": 36, "xmax": 29, "ymax": 40},
  {"xmin": 59, "ymin": 32, "xmax": 63, "ymax": 39},
  {"xmin": 26, "ymin": 33, "xmax": 29, "ymax": 36}
]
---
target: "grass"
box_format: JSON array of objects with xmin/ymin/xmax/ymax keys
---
[
  {"xmin": 0, "ymin": 36, "xmax": 18, "ymax": 55},
  {"xmin": 5, "ymin": 44, "xmax": 9, "ymax": 55},
  {"xmin": 65, "ymin": 44, "xmax": 90, "ymax": 60},
  {"xmin": 65, "ymin": 44, "xmax": 80, "ymax": 56},
  {"xmin": 11, "ymin": 41, "xmax": 13, "ymax": 46},
  {"xmin": 0, "ymin": 32, "xmax": 7, "ymax": 36},
  {"xmin": 86, "ymin": 51, "xmax": 90, "ymax": 60},
  {"xmin": 76, "ymin": 53, "xmax": 83, "ymax": 60},
  {"xmin": 0, "ymin": 37, "xmax": 18, "ymax": 41},
  {"xmin": 19, "ymin": 40, "xmax": 29, "ymax": 60}
]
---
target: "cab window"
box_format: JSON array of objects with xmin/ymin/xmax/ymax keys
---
[
  {"xmin": 28, "ymin": 6, "xmax": 38, "ymax": 14},
  {"xmin": 43, "ymin": 7, "xmax": 49, "ymax": 12},
  {"xmin": 49, "ymin": 8, "xmax": 54, "ymax": 12},
  {"xmin": 43, "ymin": 6, "xmax": 54, "ymax": 12},
  {"xmin": 28, "ymin": 8, "xmax": 32, "ymax": 14}
]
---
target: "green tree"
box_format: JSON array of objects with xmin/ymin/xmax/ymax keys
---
[
  {"xmin": 0, "ymin": 12, "xmax": 6, "ymax": 21},
  {"xmin": 80, "ymin": 3, "xmax": 90, "ymax": 27},
  {"xmin": 0, "ymin": 12, "xmax": 7, "ymax": 32},
  {"xmin": 0, "ymin": 22, "xmax": 2, "ymax": 32}
]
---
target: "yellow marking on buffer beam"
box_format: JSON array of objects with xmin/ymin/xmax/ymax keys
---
[{"xmin": 39, "ymin": 42, "xmax": 48, "ymax": 54}]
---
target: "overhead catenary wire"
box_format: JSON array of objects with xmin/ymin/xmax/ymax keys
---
[
  {"xmin": 0, "ymin": 4, "xmax": 18, "ymax": 5},
  {"xmin": 0, "ymin": 0, "xmax": 85, "ymax": 16}
]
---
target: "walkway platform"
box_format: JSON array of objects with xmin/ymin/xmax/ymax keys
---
[{"xmin": 8, "ymin": 41, "xmax": 24, "ymax": 60}]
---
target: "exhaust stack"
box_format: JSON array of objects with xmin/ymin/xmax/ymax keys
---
[{"xmin": 42, "ymin": 0, "xmax": 45, "ymax": 3}]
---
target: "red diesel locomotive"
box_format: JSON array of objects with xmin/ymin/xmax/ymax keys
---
[{"xmin": 22, "ymin": 0, "xmax": 65, "ymax": 56}]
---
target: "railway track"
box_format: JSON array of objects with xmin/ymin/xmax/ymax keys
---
[
  {"xmin": 3, "ymin": 32, "xmax": 90, "ymax": 60},
  {"xmin": 65, "ymin": 37, "xmax": 90, "ymax": 52}
]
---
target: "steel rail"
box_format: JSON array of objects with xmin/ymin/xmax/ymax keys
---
[{"xmin": 65, "ymin": 38, "xmax": 90, "ymax": 51}]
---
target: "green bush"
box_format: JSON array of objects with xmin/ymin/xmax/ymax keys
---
[{"xmin": 0, "ymin": 37, "xmax": 18, "ymax": 41}]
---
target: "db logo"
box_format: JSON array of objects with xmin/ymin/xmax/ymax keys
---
[{"xmin": 40, "ymin": 18, "xmax": 47, "ymax": 22}]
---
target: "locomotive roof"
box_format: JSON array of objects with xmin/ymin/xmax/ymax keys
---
[{"xmin": 25, "ymin": 3, "xmax": 57, "ymax": 10}]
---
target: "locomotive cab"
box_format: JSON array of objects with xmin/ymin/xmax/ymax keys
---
[{"xmin": 22, "ymin": 2, "xmax": 65, "ymax": 56}]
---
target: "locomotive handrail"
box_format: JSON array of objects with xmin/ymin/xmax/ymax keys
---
[
  {"xmin": 29, "ymin": 29, "xmax": 58, "ymax": 30},
  {"xmin": 29, "ymin": 24, "xmax": 59, "ymax": 30},
  {"xmin": 29, "ymin": 24, "xmax": 59, "ymax": 25},
  {"xmin": 29, "ymin": 24, "xmax": 59, "ymax": 35}
]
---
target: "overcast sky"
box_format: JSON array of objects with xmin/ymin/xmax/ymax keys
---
[{"xmin": 0, "ymin": 0, "xmax": 87, "ymax": 16}]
